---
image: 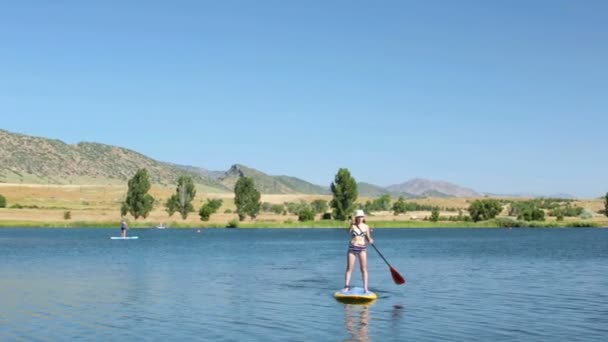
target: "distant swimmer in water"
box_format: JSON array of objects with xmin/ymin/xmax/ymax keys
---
[{"xmin": 120, "ymin": 219, "xmax": 128, "ymax": 237}]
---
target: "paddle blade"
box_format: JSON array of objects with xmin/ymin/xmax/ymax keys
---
[{"xmin": 390, "ymin": 266, "xmax": 406, "ymax": 285}]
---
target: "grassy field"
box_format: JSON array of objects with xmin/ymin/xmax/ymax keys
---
[{"xmin": 0, "ymin": 183, "xmax": 606, "ymax": 228}]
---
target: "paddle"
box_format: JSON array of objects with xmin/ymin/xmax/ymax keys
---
[
  {"xmin": 357, "ymin": 223, "xmax": 406, "ymax": 285},
  {"xmin": 368, "ymin": 242, "xmax": 406, "ymax": 285}
]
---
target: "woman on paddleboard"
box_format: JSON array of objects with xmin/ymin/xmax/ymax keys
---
[
  {"xmin": 121, "ymin": 219, "xmax": 128, "ymax": 238},
  {"xmin": 342, "ymin": 209, "xmax": 374, "ymax": 293}
]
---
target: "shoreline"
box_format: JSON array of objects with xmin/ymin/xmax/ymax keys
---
[{"xmin": 0, "ymin": 219, "xmax": 603, "ymax": 229}]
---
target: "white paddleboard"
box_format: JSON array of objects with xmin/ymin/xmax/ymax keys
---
[{"xmin": 110, "ymin": 236, "xmax": 139, "ymax": 240}]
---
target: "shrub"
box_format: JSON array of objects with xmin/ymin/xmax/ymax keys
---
[
  {"xmin": 517, "ymin": 207, "xmax": 545, "ymax": 221},
  {"xmin": 468, "ymin": 199, "xmax": 502, "ymax": 222},
  {"xmin": 271, "ymin": 204, "xmax": 284, "ymax": 214},
  {"xmin": 495, "ymin": 218, "xmax": 525, "ymax": 228},
  {"xmin": 261, "ymin": 202, "xmax": 273, "ymax": 212},
  {"xmin": 569, "ymin": 221, "xmax": 598, "ymax": 227},
  {"xmin": 549, "ymin": 205, "xmax": 583, "ymax": 217},
  {"xmin": 199, "ymin": 199, "xmax": 223, "ymax": 221},
  {"xmin": 284, "ymin": 201, "xmax": 309, "ymax": 215},
  {"xmin": 226, "ymin": 219, "xmax": 239, "ymax": 228},
  {"xmin": 311, "ymin": 199, "xmax": 328, "ymax": 214},
  {"xmin": 63, "ymin": 211, "xmax": 71, "ymax": 220},
  {"xmin": 0, "ymin": 194, "xmax": 6, "ymax": 208},
  {"xmin": 430, "ymin": 208, "xmax": 440, "ymax": 222},
  {"xmin": 298, "ymin": 208, "xmax": 315, "ymax": 222},
  {"xmin": 579, "ymin": 209, "xmax": 594, "ymax": 220},
  {"xmin": 321, "ymin": 212, "xmax": 332, "ymax": 220}
]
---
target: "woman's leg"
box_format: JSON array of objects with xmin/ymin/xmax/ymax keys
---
[
  {"xmin": 359, "ymin": 250, "xmax": 369, "ymax": 292},
  {"xmin": 343, "ymin": 251, "xmax": 356, "ymax": 291}
]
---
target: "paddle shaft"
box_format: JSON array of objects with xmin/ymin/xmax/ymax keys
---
[
  {"xmin": 355, "ymin": 224, "xmax": 392, "ymax": 267},
  {"xmin": 368, "ymin": 242, "xmax": 392, "ymax": 267},
  {"xmin": 356, "ymin": 223, "xmax": 406, "ymax": 284}
]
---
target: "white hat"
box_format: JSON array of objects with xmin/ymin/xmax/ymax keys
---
[{"xmin": 354, "ymin": 209, "xmax": 365, "ymax": 217}]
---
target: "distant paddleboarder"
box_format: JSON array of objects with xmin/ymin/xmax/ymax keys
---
[{"xmin": 121, "ymin": 219, "xmax": 128, "ymax": 238}]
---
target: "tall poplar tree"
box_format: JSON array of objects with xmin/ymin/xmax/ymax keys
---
[{"xmin": 330, "ymin": 168, "xmax": 358, "ymax": 221}]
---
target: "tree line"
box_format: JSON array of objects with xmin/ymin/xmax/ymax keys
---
[{"xmin": 117, "ymin": 168, "xmax": 608, "ymax": 224}]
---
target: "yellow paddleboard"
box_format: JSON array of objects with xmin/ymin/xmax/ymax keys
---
[{"xmin": 334, "ymin": 287, "xmax": 378, "ymax": 304}]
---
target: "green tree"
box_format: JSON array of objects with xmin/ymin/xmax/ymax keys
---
[
  {"xmin": 392, "ymin": 197, "xmax": 407, "ymax": 215},
  {"xmin": 0, "ymin": 194, "xmax": 6, "ymax": 208},
  {"xmin": 261, "ymin": 202, "xmax": 273, "ymax": 212},
  {"xmin": 330, "ymin": 168, "xmax": 358, "ymax": 221},
  {"xmin": 376, "ymin": 194, "xmax": 392, "ymax": 211},
  {"xmin": 165, "ymin": 196, "xmax": 179, "ymax": 217},
  {"xmin": 122, "ymin": 168, "xmax": 155, "ymax": 219},
  {"xmin": 311, "ymin": 199, "xmax": 328, "ymax": 214},
  {"xmin": 165, "ymin": 176, "xmax": 197, "ymax": 219},
  {"xmin": 605, "ymin": 192, "xmax": 608, "ymax": 217},
  {"xmin": 199, "ymin": 198, "xmax": 223, "ymax": 221},
  {"xmin": 363, "ymin": 200, "xmax": 375, "ymax": 214},
  {"xmin": 430, "ymin": 207, "xmax": 440, "ymax": 222},
  {"xmin": 271, "ymin": 204, "xmax": 284, "ymax": 214},
  {"xmin": 284, "ymin": 201, "xmax": 310, "ymax": 215},
  {"xmin": 298, "ymin": 208, "xmax": 315, "ymax": 221},
  {"xmin": 234, "ymin": 177, "xmax": 261, "ymax": 221},
  {"xmin": 518, "ymin": 207, "xmax": 545, "ymax": 221},
  {"xmin": 510, "ymin": 200, "xmax": 546, "ymax": 221},
  {"xmin": 468, "ymin": 199, "xmax": 502, "ymax": 222}
]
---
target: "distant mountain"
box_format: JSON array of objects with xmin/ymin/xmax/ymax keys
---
[
  {"xmin": 274, "ymin": 175, "xmax": 330, "ymax": 195},
  {"xmin": 386, "ymin": 178, "xmax": 480, "ymax": 198},
  {"xmin": 0, "ymin": 129, "xmax": 229, "ymax": 190},
  {"xmin": 357, "ymin": 182, "xmax": 391, "ymax": 197},
  {"xmin": 484, "ymin": 192, "xmax": 577, "ymax": 199},
  {"xmin": 218, "ymin": 164, "xmax": 328, "ymax": 194},
  {"xmin": 0, "ymin": 130, "xmax": 335, "ymax": 194},
  {"xmin": 1, "ymin": 129, "xmax": 498, "ymax": 197},
  {"xmin": 171, "ymin": 164, "xmax": 225, "ymax": 180}
]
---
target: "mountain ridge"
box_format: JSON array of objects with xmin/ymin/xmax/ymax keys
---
[{"xmin": 1, "ymin": 129, "xmax": 484, "ymax": 197}]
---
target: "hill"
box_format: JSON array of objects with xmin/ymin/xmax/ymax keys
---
[
  {"xmin": 0, "ymin": 129, "xmax": 486, "ymax": 197},
  {"xmin": 386, "ymin": 178, "xmax": 479, "ymax": 198},
  {"xmin": 0, "ymin": 129, "xmax": 229, "ymax": 191},
  {"xmin": 218, "ymin": 164, "xmax": 328, "ymax": 194},
  {"xmin": 357, "ymin": 182, "xmax": 392, "ymax": 197}
]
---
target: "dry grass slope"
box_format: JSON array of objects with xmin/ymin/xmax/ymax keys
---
[{"xmin": 1, "ymin": 183, "xmax": 606, "ymax": 228}]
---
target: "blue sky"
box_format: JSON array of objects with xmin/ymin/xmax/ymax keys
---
[{"xmin": 1, "ymin": 1, "xmax": 606, "ymax": 198}]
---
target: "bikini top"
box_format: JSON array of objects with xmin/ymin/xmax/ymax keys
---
[{"xmin": 351, "ymin": 225, "xmax": 367, "ymax": 237}]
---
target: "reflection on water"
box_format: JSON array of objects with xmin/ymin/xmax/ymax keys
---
[
  {"xmin": 390, "ymin": 304, "xmax": 405, "ymax": 327},
  {"xmin": 344, "ymin": 304, "xmax": 371, "ymax": 342},
  {"xmin": 1, "ymin": 228, "xmax": 607, "ymax": 341}
]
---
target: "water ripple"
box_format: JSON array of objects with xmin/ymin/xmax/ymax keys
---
[{"xmin": 1, "ymin": 228, "xmax": 607, "ymax": 341}]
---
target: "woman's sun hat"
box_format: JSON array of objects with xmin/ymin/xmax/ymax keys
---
[{"xmin": 354, "ymin": 209, "xmax": 366, "ymax": 217}]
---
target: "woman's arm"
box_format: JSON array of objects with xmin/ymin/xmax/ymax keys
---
[{"xmin": 366, "ymin": 226, "xmax": 374, "ymax": 244}]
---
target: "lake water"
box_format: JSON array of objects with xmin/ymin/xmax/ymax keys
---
[{"xmin": 1, "ymin": 228, "xmax": 607, "ymax": 341}]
